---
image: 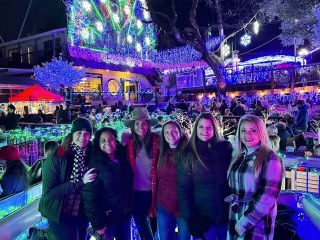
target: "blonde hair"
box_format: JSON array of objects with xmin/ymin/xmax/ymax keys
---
[
  {"xmin": 228, "ymin": 114, "xmax": 270, "ymax": 177},
  {"xmin": 269, "ymin": 135, "xmax": 280, "ymax": 152}
]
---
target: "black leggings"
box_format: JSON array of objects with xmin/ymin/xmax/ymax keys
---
[{"xmin": 132, "ymin": 190, "xmax": 153, "ymax": 240}]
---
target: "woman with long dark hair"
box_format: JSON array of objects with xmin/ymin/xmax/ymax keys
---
[
  {"xmin": 227, "ymin": 114, "xmax": 284, "ymax": 239},
  {"xmin": 123, "ymin": 107, "xmax": 160, "ymax": 240},
  {"xmin": 82, "ymin": 127, "xmax": 133, "ymax": 240},
  {"xmin": 177, "ymin": 112, "xmax": 233, "ymax": 239},
  {"xmin": 39, "ymin": 118, "xmax": 96, "ymax": 240},
  {"xmin": 157, "ymin": 121, "xmax": 190, "ymax": 240}
]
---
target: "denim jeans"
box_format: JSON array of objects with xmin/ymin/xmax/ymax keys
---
[
  {"xmin": 193, "ymin": 224, "xmax": 227, "ymax": 240},
  {"xmin": 102, "ymin": 218, "xmax": 131, "ymax": 240},
  {"xmin": 157, "ymin": 205, "xmax": 191, "ymax": 240}
]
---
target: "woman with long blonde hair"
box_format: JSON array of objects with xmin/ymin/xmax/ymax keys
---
[
  {"xmin": 177, "ymin": 112, "xmax": 233, "ymax": 239},
  {"xmin": 227, "ymin": 114, "xmax": 284, "ymax": 240}
]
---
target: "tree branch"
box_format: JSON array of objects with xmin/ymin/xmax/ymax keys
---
[{"xmin": 219, "ymin": 10, "xmax": 261, "ymax": 50}]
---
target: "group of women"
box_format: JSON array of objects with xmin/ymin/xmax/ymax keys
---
[{"xmin": 39, "ymin": 107, "xmax": 284, "ymax": 240}]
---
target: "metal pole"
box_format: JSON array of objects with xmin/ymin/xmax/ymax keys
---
[{"xmin": 18, "ymin": 0, "xmax": 33, "ymax": 40}]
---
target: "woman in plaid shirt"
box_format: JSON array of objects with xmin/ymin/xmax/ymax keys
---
[{"xmin": 227, "ymin": 115, "xmax": 284, "ymax": 240}]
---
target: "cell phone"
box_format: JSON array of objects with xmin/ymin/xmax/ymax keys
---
[{"xmin": 87, "ymin": 226, "xmax": 103, "ymax": 240}]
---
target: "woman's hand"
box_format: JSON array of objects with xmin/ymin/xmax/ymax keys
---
[
  {"xmin": 82, "ymin": 168, "xmax": 97, "ymax": 184},
  {"xmin": 97, "ymin": 226, "xmax": 106, "ymax": 235},
  {"xmin": 235, "ymin": 222, "xmax": 246, "ymax": 236}
]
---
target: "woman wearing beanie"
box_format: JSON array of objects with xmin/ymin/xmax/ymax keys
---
[
  {"xmin": 82, "ymin": 127, "xmax": 134, "ymax": 240},
  {"xmin": 39, "ymin": 117, "xmax": 97, "ymax": 240},
  {"xmin": 177, "ymin": 112, "xmax": 233, "ymax": 239},
  {"xmin": 0, "ymin": 145, "xmax": 29, "ymax": 198},
  {"xmin": 122, "ymin": 107, "xmax": 160, "ymax": 240}
]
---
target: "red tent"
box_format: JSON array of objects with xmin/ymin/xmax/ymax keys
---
[{"xmin": 9, "ymin": 84, "xmax": 64, "ymax": 102}]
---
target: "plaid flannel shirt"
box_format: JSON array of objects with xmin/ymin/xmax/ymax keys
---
[
  {"xmin": 227, "ymin": 147, "xmax": 284, "ymax": 240},
  {"xmin": 126, "ymin": 133, "xmax": 160, "ymax": 217}
]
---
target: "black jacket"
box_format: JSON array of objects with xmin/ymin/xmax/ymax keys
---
[
  {"xmin": 177, "ymin": 139, "xmax": 233, "ymax": 225},
  {"xmin": 4, "ymin": 113, "xmax": 19, "ymax": 130},
  {"xmin": 82, "ymin": 146, "xmax": 134, "ymax": 230}
]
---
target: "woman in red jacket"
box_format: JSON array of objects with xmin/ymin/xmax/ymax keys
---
[{"xmin": 123, "ymin": 107, "xmax": 160, "ymax": 240}]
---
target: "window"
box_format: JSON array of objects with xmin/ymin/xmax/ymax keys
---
[
  {"xmin": 8, "ymin": 48, "xmax": 18, "ymax": 58},
  {"xmin": 27, "ymin": 47, "xmax": 33, "ymax": 64}
]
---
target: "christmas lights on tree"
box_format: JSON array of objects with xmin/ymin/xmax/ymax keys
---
[
  {"xmin": 34, "ymin": 56, "xmax": 86, "ymax": 88},
  {"xmin": 67, "ymin": 0, "xmax": 158, "ymax": 61}
]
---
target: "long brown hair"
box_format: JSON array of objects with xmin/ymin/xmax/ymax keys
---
[
  {"xmin": 130, "ymin": 120, "xmax": 153, "ymax": 158},
  {"xmin": 158, "ymin": 121, "xmax": 187, "ymax": 168},
  {"xmin": 183, "ymin": 112, "xmax": 223, "ymax": 170}
]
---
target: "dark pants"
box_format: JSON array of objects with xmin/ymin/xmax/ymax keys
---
[
  {"xmin": 132, "ymin": 190, "xmax": 153, "ymax": 240},
  {"xmin": 48, "ymin": 215, "xmax": 88, "ymax": 240},
  {"xmin": 103, "ymin": 218, "xmax": 131, "ymax": 240},
  {"xmin": 194, "ymin": 224, "xmax": 227, "ymax": 240}
]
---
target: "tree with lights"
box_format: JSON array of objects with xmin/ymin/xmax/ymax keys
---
[
  {"xmin": 146, "ymin": 0, "xmax": 260, "ymax": 94},
  {"xmin": 261, "ymin": 0, "xmax": 320, "ymax": 47},
  {"xmin": 33, "ymin": 56, "xmax": 86, "ymax": 89}
]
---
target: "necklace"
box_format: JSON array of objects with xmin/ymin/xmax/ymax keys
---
[{"xmin": 208, "ymin": 142, "xmax": 212, "ymax": 148}]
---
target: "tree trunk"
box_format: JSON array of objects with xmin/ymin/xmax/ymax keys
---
[
  {"xmin": 202, "ymin": 52, "xmax": 226, "ymax": 95},
  {"xmin": 215, "ymin": 0, "xmax": 225, "ymax": 61}
]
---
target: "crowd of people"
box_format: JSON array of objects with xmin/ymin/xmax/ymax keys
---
[
  {"xmin": 0, "ymin": 104, "xmax": 19, "ymax": 131},
  {"xmin": 1, "ymin": 95, "xmax": 320, "ymax": 239}
]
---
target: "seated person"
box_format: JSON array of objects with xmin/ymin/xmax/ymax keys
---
[
  {"xmin": 293, "ymin": 133, "xmax": 308, "ymax": 152},
  {"xmin": 0, "ymin": 145, "xmax": 29, "ymax": 198},
  {"xmin": 267, "ymin": 125, "xmax": 278, "ymax": 136},
  {"xmin": 269, "ymin": 135, "xmax": 280, "ymax": 153},
  {"xmin": 29, "ymin": 141, "xmax": 59, "ymax": 186},
  {"xmin": 275, "ymin": 121, "xmax": 292, "ymax": 151},
  {"xmin": 306, "ymin": 144, "xmax": 320, "ymax": 158}
]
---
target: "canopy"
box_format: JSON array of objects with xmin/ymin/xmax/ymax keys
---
[{"xmin": 9, "ymin": 84, "xmax": 64, "ymax": 102}]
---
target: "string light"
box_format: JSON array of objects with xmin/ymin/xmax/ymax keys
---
[
  {"xmin": 240, "ymin": 33, "xmax": 251, "ymax": 46},
  {"xmin": 136, "ymin": 20, "xmax": 143, "ymax": 29},
  {"xmin": 124, "ymin": 5, "xmax": 130, "ymax": 15},
  {"xmin": 253, "ymin": 21, "xmax": 260, "ymax": 34},
  {"xmin": 127, "ymin": 35, "xmax": 133, "ymax": 44},
  {"xmin": 298, "ymin": 48, "xmax": 309, "ymax": 56},
  {"xmin": 81, "ymin": 28, "xmax": 90, "ymax": 39},
  {"xmin": 145, "ymin": 36, "xmax": 151, "ymax": 46},
  {"xmin": 135, "ymin": 42, "xmax": 142, "ymax": 52},
  {"xmin": 82, "ymin": 1, "xmax": 92, "ymax": 12},
  {"xmin": 223, "ymin": 44, "xmax": 231, "ymax": 57},
  {"xmin": 96, "ymin": 21, "xmax": 103, "ymax": 32}
]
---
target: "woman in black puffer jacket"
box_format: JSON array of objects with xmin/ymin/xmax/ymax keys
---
[
  {"xmin": 82, "ymin": 127, "xmax": 134, "ymax": 240},
  {"xmin": 177, "ymin": 112, "xmax": 233, "ymax": 240}
]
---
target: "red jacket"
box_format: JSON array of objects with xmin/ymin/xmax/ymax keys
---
[{"xmin": 126, "ymin": 133, "xmax": 160, "ymax": 217}]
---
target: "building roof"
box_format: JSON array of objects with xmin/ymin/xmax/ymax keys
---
[{"xmin": 0, "ymin": 75, "xmax": 42, "ymax": 86}]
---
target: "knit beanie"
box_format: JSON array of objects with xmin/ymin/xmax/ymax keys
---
[
  {"xmin": 0, "ymin": 145, "xmax": 20, "ymax": 161},
  {"xmin": 70, "ymin": 118, "xmax": 92, "ymax": 135}
]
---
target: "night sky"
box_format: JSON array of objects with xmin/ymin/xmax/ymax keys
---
[
  {"xmin": 0, "ymin": 0, "xmax": 293, "ymax": 61},
  {"xmin": 0, "ymin": 0, "xmax": 66, "ymax": 42}
]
